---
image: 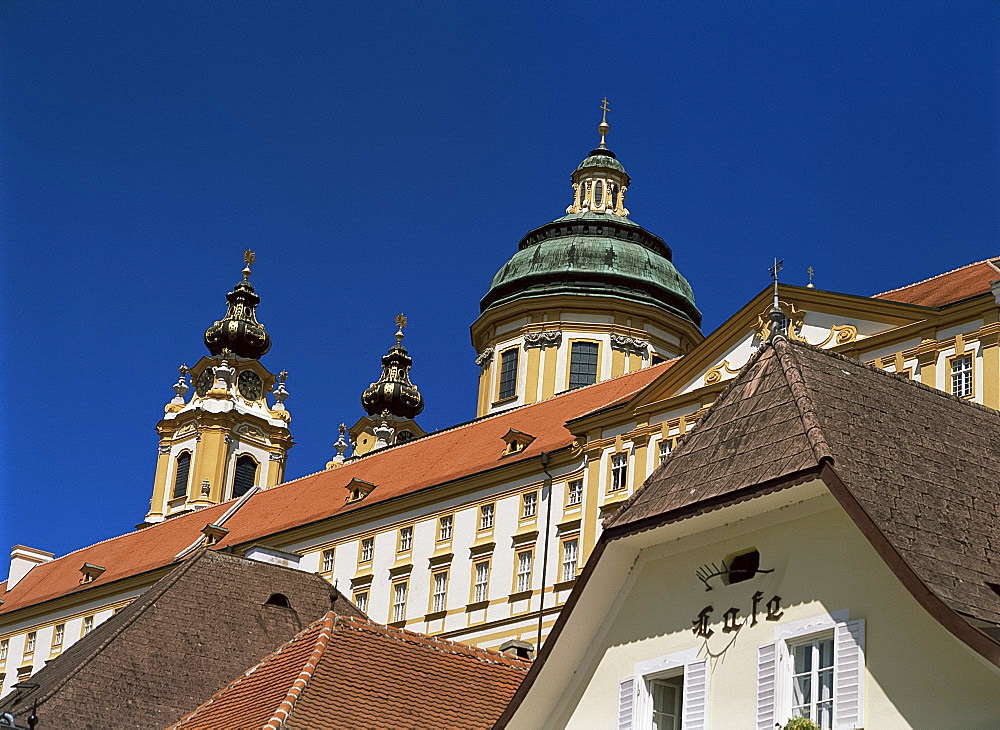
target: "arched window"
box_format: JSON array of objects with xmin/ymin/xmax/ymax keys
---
[
  {"xmin": 232, "ymin": 454, "xmax": 258, "ymax": 499},
  {"xmin": 264, "ymin": 593, "xmax": 291, "ymax": 608},
  {"xmin": 172, "ymin": 452, "xmax": 191, "ymax": 499}
]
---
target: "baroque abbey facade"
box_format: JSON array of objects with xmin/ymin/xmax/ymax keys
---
[{"xmin": 2, "ymin": 112, "xmax": 999, "ymax": 701}]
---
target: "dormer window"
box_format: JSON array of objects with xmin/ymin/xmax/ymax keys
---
[
  {"xmin": 79, "ymin": 563, "xmax": 106, "ymax": 585},
  {"xmin": 501, "ymin": 428, "xmax": 535, "ymax": 457},
  {"xmin": 345, "ymin": 478, "xmax": 376, "ymax": 504},
  {"xmin": 202, "ymin": 523, "xmax": 229, "ymax": 546}
]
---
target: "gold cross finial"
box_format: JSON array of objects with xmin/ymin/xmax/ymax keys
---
[
  {"xmin": 600, "ymin": 97, "xmax": 610, "ymax": 124},
  {"xmin": 396, "ymin": 313, "xmax": 407, "ymax": 331},
  {"xmin": 807, "ymin": 266, "xmax": 815, "ymax": 288},
  {"xmin": 242, "ymin": 249, "xmax": 255, "ymax": 280},
  {"xmin": 279, "ymin": 370, "xmax": 288, "ymax": 382},
  {"xmin": 598, "ymin": 98, "xmax": 611, "ymax": 147}
]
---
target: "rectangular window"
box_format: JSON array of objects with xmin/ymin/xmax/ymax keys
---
[
  {"xmin": 516, "ymin": 550, "xmax": 533, "ymax": 593},
  {"xmin": 432, "ymin": 571, "xmax": 448, "ymax": 613},
  {"xmin": 650, "ymin": 675, "xmax": 684, "ymax": 730},
  {"xmin": 354, "ymin": 591, "xmax": 369, "ymax": 614},
  {"xmin": 321, "ymin": 548, "xmax": 335, "ymax": 573},
  {"xmin": 567, "ymin": 479, "xmax": 583, "ymax": 506},
  {"xmin": 473, "ymin": 561, "xmax": 490, "ymax": 603},
  {"xmin": 522, "ymin": 491, "xmax": 537, "ymax": 519},
  {"xmin": 438, "ymin": 515, "xmax": 453, "ymax": 541},
  {"xmin": 951, "ymin": 354, "xmax": 973, "ymax": 397},
  {"xmin": 52, "ymin": 624, "xmax": 64, "ymax": 649},
  {"xmin": 83, "ymin": 616, "xmax": 94, "ymax": 636},
  {"xmin": 360, "ymin": 537, "xmax": 374, "ymax": 563},
  {"xmin": 569, "ymin": 341, "xmax": 599, "ymax": 389},
  {"xmin": 479, "ymin": 503, "xmax": 495, "ymax": 531},
  {"xmin": 392, "ymin": 582, "xmax": 407, "ymax": 623},
  {"xmin": 24, "ymin": 632, "xmax": 35, "ymax": 655},
  {"xmin": 561, "ymin": 539, "xmax": 578, "ymax": 582},
  {"xmin": 0, "ymin": 639, "xmax": 7, "ymax": 662},
  {"xmin": 658, "ymin": 438, "xmax": 672, "ymax": 466},
  {"xmin": 790, "ymin": 634, "xmax": 835, "ymax": 728},
  {"xmin": 498, "ymin": 348, "xmax": 519, "ymax": 401},
  {"xmin": 611, "ymin": 453, "xmax": 628, "ymax": 491},
  {"xmin": 399, "ymin": 526, "xmax": 413, "ymax": 553}
]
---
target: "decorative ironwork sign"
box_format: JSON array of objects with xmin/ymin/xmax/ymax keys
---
[{"xmin": 692, "ymin": 592, "xmax": 783, "ymax": 639}]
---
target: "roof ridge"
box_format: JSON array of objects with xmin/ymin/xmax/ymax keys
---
[
  {"xmin": 254, "ymin": 360, "xmax": 675, "ymax": 493},
  {"xmin": 770, "ymin": 336, "xmax": 834, "ymax": 466},
  {"xmin": 338, "ymin": 615, "xmax": 532, "ymax": 669},
  {"xmin": 170, "ymin": 610, "xmax": 334, "ymax": 729},
  {"xmin": 25, "ymin": 548, "xmax": 209, "ymax": 710},
  {"xmin": 264, "ymin": 611, "xmax": 336, "ymax": 729},
  {"xmin": 604, "ymin": 345, "xmax": 776, "ymax": 529},
  {"xmin": 873, "ymin": 256, "xmax": 999, "ymax": 297}
]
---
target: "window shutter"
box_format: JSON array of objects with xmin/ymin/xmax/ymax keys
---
[
  {"xmin": 755, "ymin": 641, "xmax": 778, "ymax": 730},
  {"xmin": 834, "ymin": 619, "xmax": 865, "ymax": 730},
  {"xmin": 682, "ymin": 658, "xmax": 709, "ymax": 730},
  {"xmin": 617, "ymin": 677, "xmax": 634, "ymax": 730}
]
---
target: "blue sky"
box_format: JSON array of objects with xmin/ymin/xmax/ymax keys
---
[{"xmin": 1, "ymin": 2, "xmax": 997, "ymax": 568}]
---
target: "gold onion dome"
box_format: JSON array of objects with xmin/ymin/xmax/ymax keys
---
[
  {"xmin": 203, "ymin": 250, "xmax": 272, "ymax": 360},
  {"xmin": 361, "ymin": 314, "xmax": 424, "ymax": 420}
]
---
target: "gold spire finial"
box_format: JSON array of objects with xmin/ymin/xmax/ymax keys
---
[
  {"xmin": 395, "ymin": 313, "xmax": 407, "ymax": 346},
  {"xmin": 598, "ymin": 98, "xmax": 611, "ymax": 147},
  {"xmin": 242, "ymin": 249, "xmax": 255, "ymax": 280},
  {"xmin": 279, "ymin": 370, "xmax": 288, "ymax": 383},
  {"xmin": 807, "ymin": 266, "xmax": 815, "ymax": 288},
  {"xmin": 179, "ymin": 363, "xmax": 189, "ymax": 375}
]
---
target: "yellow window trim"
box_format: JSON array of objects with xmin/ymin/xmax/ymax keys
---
[
  {"xmin": 946, "ymin": 349, "xmax": 976, "ymax": 399},
  {"xmin": 427, "ymin": 567, "xmax": 449, "ymax": 614},
  {"xmin": 493, "ymin": 345, "xmax": 521, "ymax": 403}
]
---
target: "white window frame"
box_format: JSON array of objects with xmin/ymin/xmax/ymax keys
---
[
  {"xmin": 756, "ymin": 611, "xmax": 864, "ymax": 730},
  {"xmin": 611, "ymin": 452, "xmax": 628, "ymax": 491},
  {"xmin": 24, "ymin": 632, "xmax": 35, "ymax": 655},
  {"xmin": 516, "ymin": 550, "xmax": 532, "ymax": 593},
  {"xmin": 360, "ymin": 537, "xmax": 374, "ymax": 563},
  {"xmin": 658, "ymin": 438, "xmax": 672, "ymax": 466},
  {"xmin": 567, "ymin": 479, "xmax": 583, "ymax": 506},
  {"xmin": 321, "ymin": 548, "xmax": 334, "ymax": 573},
  {"xmin": 391, "ymin": 581, "xmax": 407, "ymax": 623},
  {"xmin": 83, "ymin": 616, "xmax": 94, "ymax": 636},
  {"xmin": 473, "ymin": 560, "xmax": 490, "ymax": 603},
  {"xmin": 951, "ymin": 353, "xmax": 973, "ymax": 397},
  {"xmin": 561, "ymin": 538, "xmax": 578, "ymax": 582},
  {"xmin": 618, "ymin": 648, "xmax": 709, "ymax": 730},
  {"xmin": 438, "ymin": 514, "xmax": 453, "ymax": 541},
  {"xmin": 522, "ymin": 491, "xmax": 537, "ymax": 519},
  {"xmin": 354, "ymin": 590, "xmax": 369, "ymax": 614},
  {"xmin": 0, "ymin": 638, "xmax": 7, "ymax": 661},
  {"xmin": 432, "ymin": 570, "xmax": 448, "ymax": 613},
  {"xmin": 52, "ymin": 624, "xmax": 64, "ymax": 648},
  {"xmin": 480, "ymin": 503, "xmax": 495, "ymax": 531},
  {"xmin": 399, "ymin": 526, "xmax": 413, "ymax": 553}
]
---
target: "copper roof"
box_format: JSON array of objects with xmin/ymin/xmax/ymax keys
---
[
  {"xmin": 0, "ymin": 363, "xmax": 671, "ymax": 619},
  {"xmin": 172, "ymin": 612, "xmax": 530, "ymax": 730},
  {"xmin": 873, "ymin": 257, "xmax": 1000, "ymax": 307}
]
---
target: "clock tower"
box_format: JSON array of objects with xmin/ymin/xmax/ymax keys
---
[{"xmin": 142, "ymin": 251, "xmax": 294, "ymax": 525}]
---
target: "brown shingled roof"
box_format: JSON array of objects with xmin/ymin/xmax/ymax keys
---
[
  {"xmin": 607, "ymin": 335, "xmax": 1000, "ymax": 650},
  {"xmin": 0, "ymin": 550, "xmax": 363, "ymax": 729},
  {"xmin": 873, "ymin": 257, "xmax": 1000, "ymax": 307},
  {"xmin": 172, "ymin": 612, "xmax": 530, "ymax": 730},
  {"xmin": 0, "ymin": 362, "xmax": 671, "ymax": 620}
]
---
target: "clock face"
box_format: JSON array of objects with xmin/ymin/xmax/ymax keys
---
[
  {"xmin": 195, "ymin": 367, "xmax": 214, "ymax": 397},
  {"xmin": 238, "ymin": 370, "xmax": 263, "ymax": 401}
]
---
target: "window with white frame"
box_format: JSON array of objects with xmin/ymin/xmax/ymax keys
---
[
  {"xmin": 951, "ymin": 354, "xmax": 973, "ymax": 397},
  {"xmin": 516, "ymin": 550, "xmax": 532, "ymax": 593},
  {"xmin": 438, "ymin": 514, "xmax": 453, "ymax": 541},
  {"xmin": 0, "ymin": 638, "xmax": 7, "ymax": 662},
  {"xmin": 522, "ymin": 491, "xmax": 537, "ymax": 519},
  {"xmin": 432, "ymin": 571, "xmax": 448, "ymax": 613},
  {"xmin": 391, "ymin": 582, "xmax": 407, "ymax": 623},
  {"xmin": 611, "ymin": 453, "xmax": 628, "ymax": 491},
  {"xmin": 619, "ymin": 649, "xmax": 709, "ymax": 730},
  {"xmin": 756, "ymin": 615, "xmax": 865, "ymax": 730},
  {"xmin": 321, "ymin": 548, "xmax": 334, "ymax": 573},
  {"xmin": 399, "ymin": 526, "xmax": 413, "ymax": 552},
  {"xmin": 561, "ymin": 538, "xmax": 578, "ymax": 582},
  {"xmin": 354, "ymin": 590, "xmax": 369, "ymax": 614},
  {"xmin": 498, "ymin": 348, "xmax": 519, "ymax": 400},
  {"xmin": 83, "ymin": 616, "xmax": 94, "ymax": 636},
  {"xmin": 658, "ymin": 439, "xmax": 672, "ymax": 466},
  {"xmin": 567, "ymin": 479, "xmax": 583, "ymax": 506},
  {"xmin": 24, "ymin": 632, "xmax": 35, "ymax": 655},
  {"xmin": 569, "ymin": 341, "xmax": 599, "ymax": 389},
  {"xmin": 473, "ymin": 560, "xmax": 490, "ymax": 603},
  {"xmin": 360, "ymin": 537, "xmax": 374, "ymax": 563},
  {"xmin": 52, "ymin": 624, "xmax": 64, "ymax": 649},
  {"xmin": 479, "ymin": 503, "xmax": 495, "ymax": 531}
]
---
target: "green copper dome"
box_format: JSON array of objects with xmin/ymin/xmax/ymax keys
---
[
  {"xmin": 480, "ymin": 212, "xmax": 701, "ymax": 327},
  {"xmin": 575, "ymin": 148, "xmax": 627, "ymax": 176}
]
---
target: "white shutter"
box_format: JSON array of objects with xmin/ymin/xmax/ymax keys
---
[
  {"xmin": 834, "ymin": 619, "xmax": 865, "ymax": 730},
  {"xmin": 682, "ymin": 658, "xmax": 709, "ymax": 730},
  {"xmin": 618, "ymin": 677, "xmax": 635, "ymax": 730},
  {"xmin": 755, "ymin": 641, "xmax": 778, "ymax": 730}
]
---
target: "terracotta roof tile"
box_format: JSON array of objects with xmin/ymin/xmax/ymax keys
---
[
  {"xmin": 0, "ymin": 363, "xmax": 671, "ymax": 618},
  {"xmin": 174, "ymin": 613, "xmax": 530, "ymax": 730},
  {"xmin": 873, "ymin": 257, "xmax": 1000, "ymax": 307}
]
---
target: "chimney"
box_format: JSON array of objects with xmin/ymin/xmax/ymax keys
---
[
  {"xmin": 8, "ymin": 545, "xmax": 54, "ymax": 590},
  {"xmin": 498, "ymin": 639, "xmax": 535, "ymax": 661}
]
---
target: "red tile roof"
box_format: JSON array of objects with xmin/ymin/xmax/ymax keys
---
[
  {"xmin": 172, "ymin": 613, "xmax": 530, "ymax": 730},
  {"xmin": 873, "ymin": 257, "xmax": 999, "ymax": 307},
  {"xmin": 0, "ymin": 363, "xmax": 672, "ymax": 618}
]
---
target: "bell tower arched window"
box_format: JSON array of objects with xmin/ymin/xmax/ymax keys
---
[
  {"xmin": 232, "ymin": 454, "xmax": 259, "ymax": 499},
  {"xmin": 172, "ymin": 452, "xmax": 191, "ymax": 499}
]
